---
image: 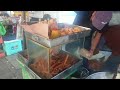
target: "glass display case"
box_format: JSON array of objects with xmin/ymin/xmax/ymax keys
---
[
  {"xmin": 18, "ymin": 23, "xmax": 91, "ymax": 79},
  {"xmin": 26, "ymin": 39, "xmax": 81, "ymax": 79}
]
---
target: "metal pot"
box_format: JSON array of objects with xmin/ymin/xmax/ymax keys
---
[{"xmin": 86, "ymin": 72, "xmax": 114, "ymax": 79}]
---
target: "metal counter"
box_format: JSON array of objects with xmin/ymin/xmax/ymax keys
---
[
  {"xmin": 20, "ymin": 25, "xmax": 91, "ymax": 79},
  {"xmin": 24, "ymin": 26, "xmax": 91, "ymax": 48}
]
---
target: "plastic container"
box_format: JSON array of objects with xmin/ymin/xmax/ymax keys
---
[{"xmin": 3, "ymin": 39, "xmax": 23, "ymax": 55}]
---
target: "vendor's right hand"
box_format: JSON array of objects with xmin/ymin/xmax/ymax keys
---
[{"xmin": 86, "ymin": 51, "xmax": 94, "ymax": 59}]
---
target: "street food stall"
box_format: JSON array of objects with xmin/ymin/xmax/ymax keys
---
[
  {"xmin": 0, "ymin": 11, "xmax": 120, "ymax": 79},
  {"xmin": 16, "ymin": 16, "xmax": 91, "ymax": 79}
]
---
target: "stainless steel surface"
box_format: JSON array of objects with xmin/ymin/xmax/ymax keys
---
[
  {"xmin": 17, "ymin": 51, "xmax": 29, "ymax": 65},
  {"xmin": 22, "ymin": 24, "xmax": 91, "ymax": 79},
  {"xmin": 52, "ymin": 60, "xmax": 82, "ymax": 79},
  {"xmin": 24, "ymin": 26, "xmax": 91, "ymax": 48},
  {"xmin": 86, "ymin": 72, "xmax": 114, "ymax": 79},
  {"xmin": 17, "ymin": 58, "xmax": 41, "ymax": 79},
  {"xmin": 17, "ymin": 52, "xmax": 41, "ymax": 79},
  {"xmin": 17, "ymin": 53, "xmax": 82, "ymax": 79}
]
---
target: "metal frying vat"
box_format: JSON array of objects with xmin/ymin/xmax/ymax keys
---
[{"xmin": 86, "ymin": 72, "xmax": 114, "ymax": 79}]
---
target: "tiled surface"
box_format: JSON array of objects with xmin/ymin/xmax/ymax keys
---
[{"xmin": 0, "ymin": 55, "xmax": 23, "ymax": 79}]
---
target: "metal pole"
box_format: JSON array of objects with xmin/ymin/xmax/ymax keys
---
[
  {"xmin": 22, "ymin": 11, "xmax": 27, "ymax": 50},
  {"xmin": 22, "ymin": 11, "xmax": 26, "ymax": 23}
]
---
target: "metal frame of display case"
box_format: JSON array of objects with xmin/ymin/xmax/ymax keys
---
[
  {"xmin": 24, "ymin": 26, "xmax": 91, "ymax": 48},
  {"xmin": 17, "ymin": 25, "xmax": 91, "ymax": 79},
  {"xmin": 17, "ymin": 52, "xmax": 83, "ymax": 79}
]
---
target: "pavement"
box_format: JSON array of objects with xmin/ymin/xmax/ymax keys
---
[
  {"xmin": 0, "ymin": 51, "xmax": 119, "ymax": 79},
  {"xmin": 0, "ymin": 54, "xmax": 23, "ymax": 79}
]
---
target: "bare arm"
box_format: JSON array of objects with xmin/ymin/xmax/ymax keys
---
[{"xmin": 90, "ymin": 31, "xmax": 102, "ymax": 54}]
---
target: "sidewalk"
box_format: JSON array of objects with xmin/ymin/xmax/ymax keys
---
[{"xmin": 0, "ymin": 54, "xmax": 23, "ymax": 79}]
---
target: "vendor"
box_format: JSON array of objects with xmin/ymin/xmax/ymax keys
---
[
  {"xmin": 73, "ymin": 11, "xmax": 94, "ymax": 72},
  {"xmin": 87, "ymin": 11, "xmax": 120, "ymax": 73}
]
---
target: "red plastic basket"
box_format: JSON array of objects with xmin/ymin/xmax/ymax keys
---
[
  {"xmin": 0, "ymin": 52, "xmax": 5, "ymax": 58},
  {"xmin": 0, "ymin": 37, "xmax": 3, "ymax": 44}
]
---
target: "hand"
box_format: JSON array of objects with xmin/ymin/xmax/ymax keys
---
[{"xmin": 86, "ymin": 50, "xmax": 94, "ymax": 59}]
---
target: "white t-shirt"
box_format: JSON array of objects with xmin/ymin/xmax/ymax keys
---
[{"xmin": 109, "ymin": 11, "xmax": 120, "ymax": 26}]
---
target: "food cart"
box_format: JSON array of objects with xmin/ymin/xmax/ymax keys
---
[{"xmin": 16, "ymin": 19, "xmax": 91, "ymax": 79}]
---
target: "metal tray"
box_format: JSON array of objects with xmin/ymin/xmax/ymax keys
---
[
  {"xmin": 17, "ymin": 53, "xmax": 83, "ymax": 79},
  {"xmin": 25, "ymin": 26, "xmax": 91, "ymax": 48},
  {"xmin": 86, "ymin": 72, "xmax": 114, "ymax": 79}
]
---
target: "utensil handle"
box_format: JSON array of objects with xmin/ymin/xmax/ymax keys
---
[{"xmin": 112, "ymin": 65, "xmax": 119, "ymax": 79}]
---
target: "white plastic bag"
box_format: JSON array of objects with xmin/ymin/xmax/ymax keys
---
[{"xmin": 109, "ymin": 11, "xmax": 120, "ymax": 26}]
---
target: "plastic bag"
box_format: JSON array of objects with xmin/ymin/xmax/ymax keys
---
[
  {"xmin": 0, "ymin": 22, "xmax": 6, "ymax": 36},
  {"xmin": 109, "ymin": 12, "xmax": 120, "ymax": 26}
]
